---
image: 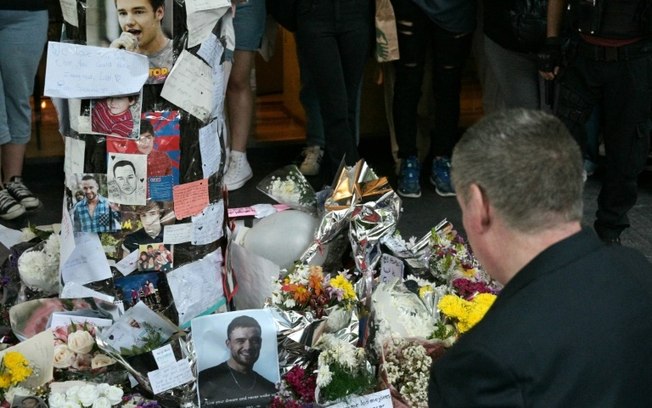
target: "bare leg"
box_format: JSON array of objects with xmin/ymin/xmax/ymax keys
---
[
  {"xmin": 226, "ymin": 50, "xmax": 255, "ymax": 152},
  {"xmin": 1, "ymin": 143, "xmax": 26, "ymax": 184}
]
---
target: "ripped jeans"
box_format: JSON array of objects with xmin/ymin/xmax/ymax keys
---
[{"xmin": 391, "ymin": 0, "xmax": 473, "ymax": 159}]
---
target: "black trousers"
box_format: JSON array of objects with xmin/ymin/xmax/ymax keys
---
[
  {"xmin": 391, "ymin": 0, "xmax": 473, "ymax": 160},
  {"xmin": 295, "ymin": 0, "xmax": 372, "ymax": 180},
  {"xmin": 556, "ymin": 38, "xmax": 652, "ymax": 239}
]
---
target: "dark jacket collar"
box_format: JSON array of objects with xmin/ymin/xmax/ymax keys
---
[{"xmin": 495, "ymin": 227, "xmax": 602, "ymax": 303}]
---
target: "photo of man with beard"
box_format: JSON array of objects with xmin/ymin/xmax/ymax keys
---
[
  {"xmin": 71, "ymin": 174, "xmax": 121, "ymax": 233},
  {"xmin": 197, "ymin": 315, "xmax": 277, "ymax": 407}
]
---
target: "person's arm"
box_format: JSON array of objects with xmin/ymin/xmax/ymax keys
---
[{"xmin": 539, "ymin": 0, "xmax": 568, "ymax": 80}]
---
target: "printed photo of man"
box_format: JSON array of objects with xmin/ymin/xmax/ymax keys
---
[
  {"xmin": 71, "ymin": 174, "xmax": 121, "ymax": 233},
  {"xmin": 198, "ymin": 315, "xmax": 277, "ymax": 407},
  {"xmin": 110, "ymin": 0, "xmax": 173, "ymax": 84}
]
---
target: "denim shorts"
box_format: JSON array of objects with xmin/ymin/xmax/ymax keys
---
[{"xmin": 234, "ymin": 0, "xmax": 267, "ymax": 51}]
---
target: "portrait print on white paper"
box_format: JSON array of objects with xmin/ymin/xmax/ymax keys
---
[
  {"xmin": 107, "ymin": 153, "xmax": 147, "ymax": 205},
  {"xmin": 192, "ymin": 309, "xmax": 280, "ymax": 407}
]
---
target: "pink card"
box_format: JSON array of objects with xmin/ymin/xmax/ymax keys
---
[{"xmin": 173, "ymin": 179, "xmax": 209, "ymax": 219}]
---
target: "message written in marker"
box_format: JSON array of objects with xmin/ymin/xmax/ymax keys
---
[
  {"xmin": 173, "ymin": 179, "xmax": 209, "ymax": 219},
  {"xmin": 44, "ymin": 42, "xmax": 148, "ymax": 99}
]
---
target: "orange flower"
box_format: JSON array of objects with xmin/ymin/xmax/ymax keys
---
[
  {"xmin": 293, "ymin": 286, "xmax": 310, "ymax": 304},
  {"xmin": 309, "ymin": 271, "xmax": 324, "ymax": 296}
]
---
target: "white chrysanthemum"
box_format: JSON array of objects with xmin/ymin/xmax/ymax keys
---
[
  {"xmin": 77, "ymin": 384, "xmax": 99, "ymax": 407},
  {"xmin": 316, "ymin": 364, "xmax": 333, "ymax": 387},
  {"xmin": 48, "ymin": 393, "xmax": 67, "ymax": 408},
  {"xmin": 17, "ymin": 247, "xmax": 59, "ymax": 293}
]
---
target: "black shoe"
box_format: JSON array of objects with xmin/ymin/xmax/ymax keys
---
[
  {"xmin": 6, "ymin": 176, "xmax": 40, "ymax": 210},
  {"xmin": 0, "ymin": 189, "xmax": 25, "ymax": 220}
]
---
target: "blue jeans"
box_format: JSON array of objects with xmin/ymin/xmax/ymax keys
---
[
  {"xmin": 391, "ymin": 0, "xmax": 473, "ymax": 159},
  {"xmin": 295, "ymin": 0, "xmax": 372, "ymax": 177},
  {"xmin": 0, "ymin": 9, "xmax": 48, "ymax": 145}
]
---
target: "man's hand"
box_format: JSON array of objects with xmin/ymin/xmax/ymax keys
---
[
  {"xmin": 538, "ymin": 37, "xmax": 562, "ymax": 80},
  {"xmin": 110, "ymin": 32, "xmax": 139, "ymax": 52}
]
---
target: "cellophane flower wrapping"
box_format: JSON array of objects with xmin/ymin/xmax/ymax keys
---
[
  {"xmin": 0, "ymin": 351, "xmax": 34, "ymax": 403},
  {"xmin": 267, "ymin": 264, "xmax": 361, "ymax": 375},
  {"xmin": 256, "ymin": 165, "xmax": 317, "ymax": 213},
  {"xmin": 17, "ymin": 233, "xmax": 60, "ymax": 299}
]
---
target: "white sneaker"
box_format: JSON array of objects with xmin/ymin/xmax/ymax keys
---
[
  {"xmin": 299, "ymin": 146, "xmax": 323, "ymax": 176},
  {"xmin": 224, "ymin": 150, "xmax": 253, "ymax": 191}
]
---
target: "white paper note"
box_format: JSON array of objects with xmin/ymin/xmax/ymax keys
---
[
  {"xmin": 48, "ymin": 313, "xmax": 113, "ymax": 329},
  {"xmin": 59, "ymin": 281, "xmax": 115, "ymax": 303},
  {"xmin": 329, "ymin": 389, "xmax": 392, "ymax": 408},
  {"xmin": 115, "ymin": 249, "xmax": 139, "ymax": 275},
  {"xmin": 64, "ymin": 137, "xmax": 85, "ymax": 176},
  {"xmin": 59, "ymin": 196, "xmax": 75, "ymax": 268},
  {"xmin": 185, "ymin": 0, "xmax": 230, "ymax": 48},
  {"xmin": 147, "ymin": 358, "xmax": 194, "ymax": 395},
  {"xmin": 161, "ymin": 50, "xmax": 213, "ymax": 122},
  {"xmin": 0, "ymin": 224, "xmax": 23, "ymax": 249},
  {"xmin": 152, "ymin": 344, "xmax": 177, "ymax": 368},
  {"xmin": 191, "ymin": 201, "xmax": 224, "ymax": 245},
  {"xmin": 59, "ymin": 0, "xmax": 79, "ymax": 27},
  {"xmin": 380, "ymin": 253, "xmax": 404, "ymax": 284},
  {"xmin": 61, "ymin": 233, "xmax": 112, "ymax": 285},
  {"xmin": 44, "ymin": 42, "xmax": 149, "ymax": 99},
  {"xmin": 198, "ymin": 120, "xmax": 222, "ymax": 178},
  {"xmin": 163, "ymin": 223, "xmax": 193, "ymax": 245},
  {"xmin": 166, "ymin": 250, "xmax": 224, "ymax": 327}
]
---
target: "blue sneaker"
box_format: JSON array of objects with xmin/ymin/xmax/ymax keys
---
[
  {"xmin": 430, "ymin": 156, "xmax": 456, "ymax": 197},
  {"xmin": 397, "ymin": 156, "xmax": 421, "ymax": 198}
]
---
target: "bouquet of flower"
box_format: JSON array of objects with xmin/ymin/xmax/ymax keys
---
[
  {"xmin": 271, "ymin": 264, "xmax": 358, "ymax": 319},
  {"xmin": 0, "ymin": 351, "xmax": 33, "ymax": 403},
  {"xmin": 257, "ymin": 165, "xmax": 317, "ymax": 213},
  {"xmin": 48, "ymin": 383, "xmax": 124, "ymax": 408},
  {"xmin": 52, "ymin": 322, "xmax": 117, "ymax": 378},
  {"xmin": 380, "ymin": 337, "xmax": 433, "ymax": 408},
  {"xmin": 271, "ymin": 365, "xmax": 316, "ymax": 408},
  {"xmin": 437, "ymin": 293, "xmax": 497, "ymax": 334},
  {"xmin": 17, "ymin": 232, "xmax": 60, "ymax": 298},
  {"xmin": 314, "ymin": 334, "xmax": 375, "ymax": 404}
]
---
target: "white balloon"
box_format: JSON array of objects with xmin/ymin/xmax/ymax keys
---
[{"xmin": 242, "ymin": 210, "xmax": 323, "ymax": 270}]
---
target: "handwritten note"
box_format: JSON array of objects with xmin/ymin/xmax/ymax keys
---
[
  {"xmin": 152, "ymin": 344, "xmax": 177, "ymax": 369},
  {"xmin": 61, "ymin": 233, "xmax": 112, "ymax": 285},
  {"xmin": 185, "ymin": 0, "xmax": 230, "ymax": 48},
  {"xmin": 64, "ymin": 137, "xmax": 85, "ymax": 176},
  {"xmin": 167, "ymin": 250, "xmax": 224, "ymax": 327},
  {"xmin": 161, "ymin": 50, "xmax": 213, "ymax": 122},
  {"xmin": 60, "ymin": 281, "xmax": 115, "ymax": 303},
  {"xmin": 380, "ymin": 253, "xmax": 404, "ymax": 284},
  {"xmin": 329, "ymin": 389, "xmax": 392, "ymax": 408},
  {"xmin": 44, "ymin": 42, "xmax": 148, "ymax": 99},
  {"xmin": 115, "ymin": 249, "xmax": 139, "ymax": 275},
  {"xmin": 147, "ymin": 358, "xmax": 194, "ymax": 395},
  {"xmin": 59, "ymin": 0, "xmax": 79, "ymax": 27},
  {"xmin": 173, "ymin": 179, "xmax": 209, "ymax": 219},
  {"xmin": 196, "ymin": 32, "xmax": 226, "ymax": 119},
  {"xmin": 199, "ymin": 120, "xmax": 222, "ymax": 178},
  {"xmin": 163, "ymin": 223, "xmax": 193, "ymax": 244},
  {"xmin": 191, "ymin": 201, "xmax": 224, "ymax": 245},
  {"xmin": 59, "ymin": 196, "xmax": 75, "ymax": 268}
]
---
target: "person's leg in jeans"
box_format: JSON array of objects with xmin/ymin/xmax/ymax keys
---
[
  {"xmin": 0, "ymin": 9, "xmax": 48, "ymax": 219},
  {"xmin": 223, "ymin": 0, "xmax": 266, "ymax": 191},
  {"xmin": 391, "ymin": 0, "xmax": 428, "ymax": 198},
  {"xmin": 296, "ymin": 0, "xmax": 370, "ymax": 181},
  {"xmin": 429, "ymin": 25, "xmax": 473, "ymax": 197}
]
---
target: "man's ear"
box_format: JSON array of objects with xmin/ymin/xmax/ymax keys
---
[
  {"xmin": 463, "ymin": 183, "xmax": 493, "ymax": 234},
  {"xmin": 155, "ymin": 6, "xmax": 164, "ymax": 22}
]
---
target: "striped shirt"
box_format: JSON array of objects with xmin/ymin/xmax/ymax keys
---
[{"xmin": 92, "ymin": 99, "xmax": 133, "ymax": 138}]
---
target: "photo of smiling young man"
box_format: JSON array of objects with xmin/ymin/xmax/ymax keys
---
[
  {"xmin": 194, "ymin": 311, "xmax": 279, "ymax": 407},
  {"xmin": 109, "ymin": 0, "xmax": 173, "ymax": 84}
]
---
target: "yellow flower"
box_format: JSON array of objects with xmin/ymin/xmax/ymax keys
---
[
  {"xmin": 0, "ymin": 373, "xmax": 11, "ymax": 389},
  {"xmin": 0, "ymin": 351, "xmax": 33, "ymax": 386},
  {"xmin": 438, "ymin": 293, "xmax": 496, "ymax": 334},
  {"xmin": 330, "ymin": 275, "xmax": 356, "ymax": 301},
  {"xmin": 418, "ymin": 285, "xmax": 433, "ymax": 298}
]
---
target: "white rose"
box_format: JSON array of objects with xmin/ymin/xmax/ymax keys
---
[
  {"xmin": 53, "ymin": 345, "xmax": 76, "ymax": 368},
  {"xmin": 91, "ymin": 354, "xmax": 115, "ymax": 369},
  {"xmin": 65, "ymin": 385, "xmax": 81, "ymax": 401},
  {"xmin": 48, "ymin": 392, "xmax": 68, "ymax": 408},
  {"xmin": 94, "ymin": 383, "xmax": 110, "ymax": 396},
  {"xmin": 77, "ymin": 384, "xmax": 99, "ymax": 407},
  {"xmin": 67, "ymin": 330, "xmax": 95, "ymax": 354},
  {"xmin": 104, "ymin": 386, "xmax": 124, "ymax": 405},
  {"xmin": 64, "ymin": 401, "xmax": 83, "ymax": 408},
  {"xmin": 92, "ymin": 397, "xmax": 112, "ymax": 408}
]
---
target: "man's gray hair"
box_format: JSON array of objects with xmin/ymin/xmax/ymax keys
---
[{"xmin": 451, "ymin": 109, "xmax": 584, "ymax": 233}]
